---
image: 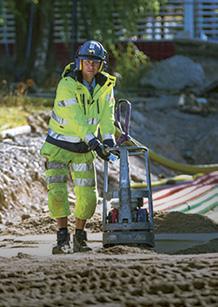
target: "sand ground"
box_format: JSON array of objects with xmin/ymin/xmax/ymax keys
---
[
  {"xmin": 0, "ymin": 210, "xmax": 218, "ymax": 306},
  {"xmin": 0, "ymin": 230, "xmax": 218, "ymax": 307},
  {"xmin": 0, "ymin": 248, "xmax": 217, "ymax": 307}
]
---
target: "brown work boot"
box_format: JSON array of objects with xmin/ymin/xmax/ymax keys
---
[
  {"xmin": 73, "ymin": 229, "xmax": 92, "ymax": 253},
  {"xmin": 52, "ymin": 228, "xmax": 71, "ymax": 255}
]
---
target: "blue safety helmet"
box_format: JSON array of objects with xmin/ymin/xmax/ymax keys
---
[{"xmin": 75, "ymin": 40, "xmax": 107, "ymax": 71}]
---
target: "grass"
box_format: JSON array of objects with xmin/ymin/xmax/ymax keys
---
[{"xmin": 0, "ymin": 95, "xmax": 52, "ymax": 132}]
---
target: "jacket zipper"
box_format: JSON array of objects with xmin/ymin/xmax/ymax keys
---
[
  {"xmin": 96, "ymin": 99, "xmax": 100, "ymax": 114},
  {"xmin": 81, "ymin": 94, "xmax": 86, "ymax": 115}
]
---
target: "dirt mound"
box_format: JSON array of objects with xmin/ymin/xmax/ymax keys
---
[
  {"xmin": 0, "ymin": 134, "xmax": 47, "ymax": 224},
  {"xmin": 154, "ymin": 211, "xmax": 218, "ymax": 233},
  {"xmin": 1, "ymin": 210, "xmax": 103, "ymax": 236},
  {"xmin": 2, "ymin": 208, "xmax": 218, "ymax": 237}
]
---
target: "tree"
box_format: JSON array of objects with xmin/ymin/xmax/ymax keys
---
[
  {"xmin": 7, "ymin": 0, "xmax": 54, "ymax": 82},
  {"xmin": 3, "ymin": 0, "xmax": 165, "ymax": 83},
  {"xmin": 80, "ymin": 0, "xmax": 164, "ymax": 43}
]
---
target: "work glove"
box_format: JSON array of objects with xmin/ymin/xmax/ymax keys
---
[
  {"xmin": 103, "ymin": 139, "xmax": 115, "ymax": 148},
  {"xmin": 103, "ymin": 138, "xmax": 120, "ymax": 159},
  {"xmin": 88, "ymin": 138, "xmax": 110, "ymax": 161}
]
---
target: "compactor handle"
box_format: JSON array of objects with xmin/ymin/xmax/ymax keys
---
[{"xmin": 115, "ymin": 99, "xmax": 132, "ymax": 145}]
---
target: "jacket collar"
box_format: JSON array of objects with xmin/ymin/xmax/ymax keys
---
[
  {"xmin": 76, "ymin": 71, "xmax": 107, "ymax": 86},
  {"xmin": 63, "ymin": 63, "xmax": 113, "ymax": 87}
]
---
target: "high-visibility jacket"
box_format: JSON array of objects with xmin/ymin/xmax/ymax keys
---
[{"xmin": 47, "ymin": 67, "xmax": 116, "ymax": 149}]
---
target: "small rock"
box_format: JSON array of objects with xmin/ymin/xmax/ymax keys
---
[{"xmin": 21, "ymin": 214, "xmax": 31, "ymax": 221}]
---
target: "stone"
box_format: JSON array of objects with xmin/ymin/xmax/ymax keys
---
[{"xmin": 140, "ymin": 55, "xmax": 205, "ymax": 94}]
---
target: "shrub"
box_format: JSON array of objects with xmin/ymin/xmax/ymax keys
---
[{"xmin": 110, "ymin": 42, "xmax": 150, "ymax": 91}]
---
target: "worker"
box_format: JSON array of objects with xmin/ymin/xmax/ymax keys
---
[{"xmin": 40, "ymin": 40, "xmax": 117, "ymax": 254}]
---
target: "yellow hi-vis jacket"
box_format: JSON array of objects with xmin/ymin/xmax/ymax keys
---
[{"xmin": 48, "ymin": 66, "xmax": 116, "ymax": 145}]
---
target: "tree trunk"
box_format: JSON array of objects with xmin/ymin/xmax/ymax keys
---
[
  {"xmin": 12, "ymin": 0, "xmax": 54, "ymax": 83},
  {"xmin": 13, "ymin": 1, "xmax": 29, "ymax": 80},
  {"xmin": 31, "ymin": 0, "xmax": 54, "ymax": 84}
]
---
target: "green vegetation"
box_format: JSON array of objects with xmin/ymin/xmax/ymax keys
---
[
  {"xmin": 1, "ymin": 0, "xmax": 165, "ymax": 83},
  {"xmin": 0, "ymin": 1, "xmax": 165, "ymax": 128},
  {"xmin": 0, "ymin": 96, "xmax": 51, "ymax": 131},
  {"xmin": 0, "ymin": 106, "xmax": 30, "ymax": 131},
  {"xmin": 111, "ymin": 43, "xmax": 150, "ymax": 90}
]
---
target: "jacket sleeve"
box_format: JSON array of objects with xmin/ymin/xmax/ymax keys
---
[
  {"xmin": 99, "ymin": 88, "xmax": 116, "ymax": 140},
  {"xmin": 54, "ymin": 77, "xmax": 95, "ymax": 143}
]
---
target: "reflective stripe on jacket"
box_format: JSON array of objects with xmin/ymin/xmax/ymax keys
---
[{"xmin": 48, "ymin": 69, "xmax": 116, "ymax": 145}]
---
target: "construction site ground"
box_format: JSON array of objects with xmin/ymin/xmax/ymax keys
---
[
  {"xmin": 1, "ymin": 85, "xmax": 218, "ymax": 305},
  {"xmin": 0, "ymin": 233, "xmax": 217, "ymax": 307},
  {"xmin": 0, "ymin": 206, "xmax": 218, "ymax": 306}
]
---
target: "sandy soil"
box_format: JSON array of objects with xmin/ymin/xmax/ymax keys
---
[
  {"xmin": 0, "ymin": 251, "xmax": 217, "ymax": 307},
  {"xmin": 1, "ymin": 76, "xmax": 218, "ymax": 305},
  {"xmin": 2, "ymin": 210, "xmax": 218, "ymax": 236},
  {"xmin": 0, "ymin": 210, "xmax": 218, "ymax": 306}
]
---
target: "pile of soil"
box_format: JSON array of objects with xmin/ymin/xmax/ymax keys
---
[
  {"xmin": 0, "ymin": 210, "xmax": 103, "ymax": 236},
  {"xmin": 154, "ymin": 211, "xmax": 218, "ymax": 233},
  {"xmin": 2, "ymin": 208, "xmax": 218, "ymax": 236},
  {"xmin": 0, "ymin": 134, "xmax": 47, "ymax": 225}
]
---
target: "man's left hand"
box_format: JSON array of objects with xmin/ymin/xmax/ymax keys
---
[{"xmin": 103, "ymin": 139, "xmax": 120, "ymax": 158}]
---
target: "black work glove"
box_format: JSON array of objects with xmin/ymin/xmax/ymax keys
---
[
  {"xmin": 103, "ymin": 138, "xmax": 120, "ymax": 158},
  {"xmin": 103, "ymin": 139, "xmax": 115, "ymax": 148},
  {"xmin": 88, "ymin": 138, "xmax": 110, "ymax": 161}
]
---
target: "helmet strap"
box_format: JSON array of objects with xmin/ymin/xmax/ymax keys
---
[
  {"xmin": 79, "ymin": 60, "xmax": 83, "ymax": 70},
  {"xmin": 98, "ymin": 62, "xmax": 104, "ymax": 72}
]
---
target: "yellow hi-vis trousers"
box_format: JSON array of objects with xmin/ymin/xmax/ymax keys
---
[{"xmin": 40, "ymin": 142, "xmax": 97, "ymax": 220}]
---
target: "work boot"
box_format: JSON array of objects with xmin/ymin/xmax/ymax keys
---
[
  {"xmin": 52, "ymin": 228, "xmax": 71, "ymax": 255},
  {"xmin": 73, "ymin": 229, "xmax": 92, "ymax": 253}
]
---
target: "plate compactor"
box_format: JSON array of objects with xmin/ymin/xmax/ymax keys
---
[
  {"xmin": 102, "ymin": 99, "xmax": 154, "ymax": 248},
  {"xmin": 102, "ymin": 145, "xmax": 154, "ymax": 247}
]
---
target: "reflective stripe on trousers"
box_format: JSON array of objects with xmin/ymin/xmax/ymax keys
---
[
  {"xmin": 47, "ymin": 162, "xmax": 67, "ymax": 169},
  {"xmin": 47, "ymin": 175, "xmax": 68, "ymax": 184},
  {"xmin": 70, "ymin": 162, "xmax": 93, "ymax": 172},
  {"xmin": 74, "ymin": 178, "xmax": 95, "ymax": 187}
]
